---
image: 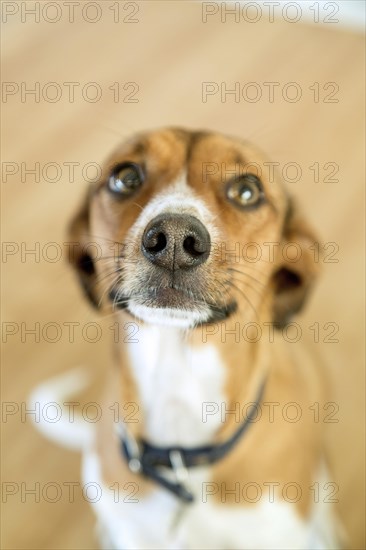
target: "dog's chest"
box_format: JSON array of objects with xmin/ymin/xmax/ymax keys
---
[
  {"xmin": 85, "ymin": 326, "xmax": 337, "ymax": 549},
  {"xmin": 126, "ymin": 326, "xmax": 226, "ymax": 446}
]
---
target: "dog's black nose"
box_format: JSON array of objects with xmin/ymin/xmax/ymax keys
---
[{"xmin": 141, "ymin": 213, "xmax": 211, "ymax": 269}]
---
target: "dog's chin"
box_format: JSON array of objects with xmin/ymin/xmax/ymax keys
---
[
  {"xmin": 127, "ymin": 300, "xmax": 211, "ymax": 329},
  {"xmin": 109, "ymin": 287, "xmax": 237, "ymax": 328},
  {"xmin": 128, "ymin": 286, "xmax": 213, "ymax": 328}
]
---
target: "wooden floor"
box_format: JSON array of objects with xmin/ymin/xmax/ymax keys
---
[{"xmin": 2, "ymin": 2, "xmax": 365, "ymax": 548}]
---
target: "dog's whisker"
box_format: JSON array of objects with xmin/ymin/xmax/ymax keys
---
[
  {"xmin": 131, "ymin": 202, "xmax": 144, "ymax": 212},
  {"xmin": 225, "ymin": 267, "xmax": 267, "ymax": 286},
  {"xmin": 225, "ymin": 276, "xmax": 263, "ymax": 298},
  {"xmin": 216, "ymin": 258, "xmax": 269, "ymax": 274},
  {"xmin": 208, "ymin": 279, "xmax": 232, "ymax": 313},
  {"xmin": 91, "ymin": 267, "xmax": 121, "ymax": 288},
  {"xmin": 97, "ymin": 273, "xmax": 123, "ymax": 309},
  {"xmin": 215, "ymin": 269, "xmax": 264, "ymax": 297},
  {"xmin": 206, "ymin": 266, "xmax": 266, "ymax": 290},
  {"xmin": 223, "ymin": 279, "xmax": 259, "ymax": 321}
]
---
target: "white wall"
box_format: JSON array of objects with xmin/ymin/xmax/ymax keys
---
[{"xmin": 214, "ymin": 1, "xmax": 366, "ymax": 32}]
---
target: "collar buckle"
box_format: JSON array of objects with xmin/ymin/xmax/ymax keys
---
[
  {"xmin": 169, "ymin": 449, "xmax": 189, "ymax": 484},
  {"xmin": 115, "ymin": 423, "xmax": 142, "ymax": 473}
]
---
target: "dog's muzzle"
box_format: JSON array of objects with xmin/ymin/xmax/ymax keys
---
[
  {"xmin": 109, "ymin": 212, "xmax": 237, "ymax": 326},
  {"xmin": 141, "ymin": 213, "xmax": 211, "ymax": 270}
]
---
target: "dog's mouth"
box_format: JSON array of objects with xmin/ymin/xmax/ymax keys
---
[{"xmin": 108, "ymin": 284, "xmax": 237, "ymax": 328}]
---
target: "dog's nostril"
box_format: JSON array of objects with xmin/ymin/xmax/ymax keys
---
[
  {"xmin": 144, "ymin": 231, "xmax": 167, "ymax": 253},
  {"xmin": 183, "ymin": 236, "xmax": 205, "ymax": 258}
]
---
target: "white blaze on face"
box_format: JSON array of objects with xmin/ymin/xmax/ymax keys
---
[
  {"xmin": 121, "ymin": 175, "xmax": 221, "ymax": 328},
  {"xmin": 127, "ymin": 175, "xmax": 219, "ymax": 243}
]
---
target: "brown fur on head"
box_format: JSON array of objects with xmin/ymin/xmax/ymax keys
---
[{"xmin": 68, "ymin": 128, "xmax": 319, "ymax": 328}]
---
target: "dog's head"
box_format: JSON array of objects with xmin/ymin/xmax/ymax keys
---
[{"xmin": 69, "ymin": 128, "xmax": 319, "ymax": 329}]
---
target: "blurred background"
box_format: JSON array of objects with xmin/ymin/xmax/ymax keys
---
[{"xmin": 1, "ymin": 1, "xmax": 365, "ymax": 548}]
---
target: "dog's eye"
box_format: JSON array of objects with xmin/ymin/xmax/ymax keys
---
[
  {"xmin": 108, "ymin": 163, "xmax": 144, "ymax": 195},
  {"xmin": 226, "ymin": 174, "xmax": 264, "ymax": 208}
]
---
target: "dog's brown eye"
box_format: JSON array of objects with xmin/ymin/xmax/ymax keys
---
[
  {"xmin": 108, "ymin": 163, "xmax": 144, "ymax": 195},
  {"xmin": 226, "ymin": 174, "xmax": 264, "ymax": 208}
]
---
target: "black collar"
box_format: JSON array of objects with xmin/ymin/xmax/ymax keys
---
[{"xmin": 119, "ymin": 379, "xmax": 266, "ymax": 503}]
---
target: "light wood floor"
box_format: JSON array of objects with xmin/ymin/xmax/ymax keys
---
[{"xmin": 2, "ymin": 2, "xmax": 365, "ymax": 548}]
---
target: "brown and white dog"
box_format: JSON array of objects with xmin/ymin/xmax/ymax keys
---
[{"xmin": 33, "ymin": 128, "xmax": 341, "ymax": 549}]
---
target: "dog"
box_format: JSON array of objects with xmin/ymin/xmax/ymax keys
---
[{"xmin": 32, "ymin": 128, "xmax": 342, "ymax": 549}]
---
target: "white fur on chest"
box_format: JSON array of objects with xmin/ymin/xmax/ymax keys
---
[
  {"xmin": 126, "ymin": 325, "xmax": 225, "ymax": 446},
  {"xmin": 84, "ymin": 325, "xmax": 339, "ymax": 549}
]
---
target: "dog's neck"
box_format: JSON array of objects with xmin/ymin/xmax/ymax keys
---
[{"xmin": 118, "ymin": 319, "xmax": 270, "ymax": 448}]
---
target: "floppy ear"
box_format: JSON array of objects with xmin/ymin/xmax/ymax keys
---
[
  {"xmin": 272, "ymin": 199, "xmax": 320, "ymax": 327},
  {"xmin": 68, "ymin": 188, "xmax": 100, "ymax": 308}
]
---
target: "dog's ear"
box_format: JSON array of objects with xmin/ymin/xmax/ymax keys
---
[
  {"xmin": 68, "ymin": 188, "xmax": 100, "ymax": 308},
  {"xmin": 272, "ymin": 199, "xmax": 320, "ymax": 327}
]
